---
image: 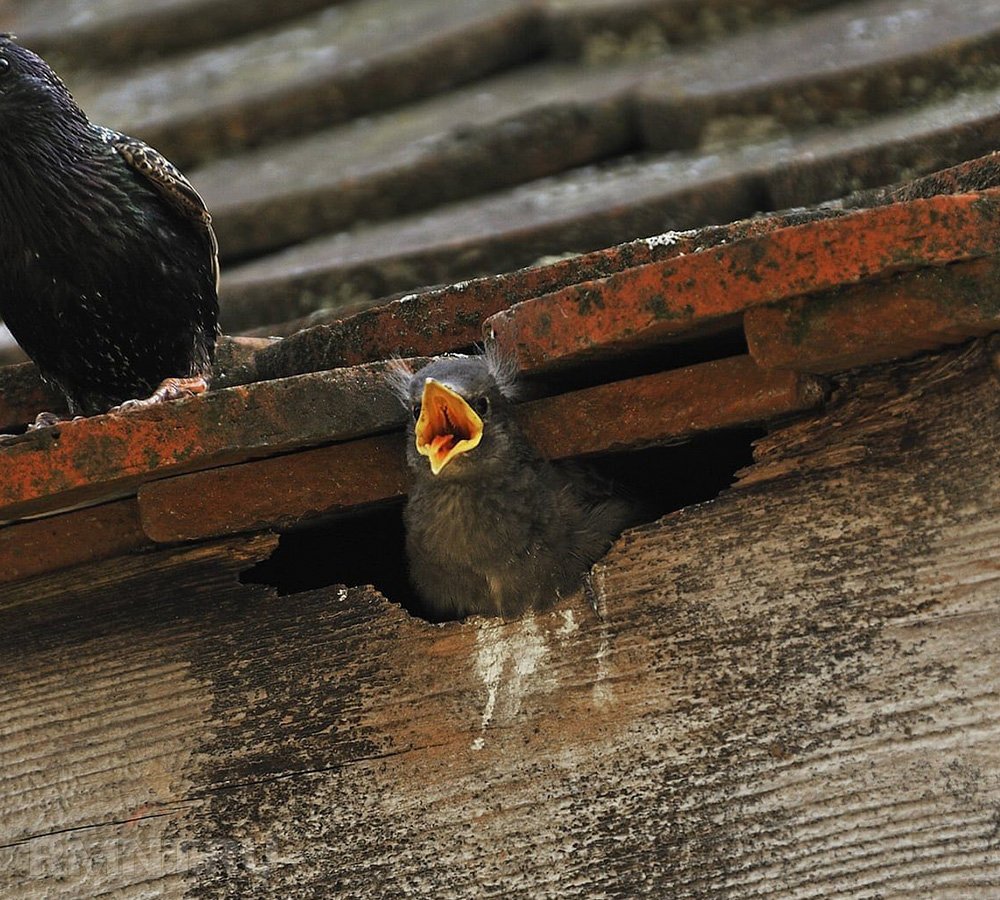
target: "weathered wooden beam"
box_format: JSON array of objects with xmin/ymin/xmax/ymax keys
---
[
  {"xmin": 1, "ymin": 341, "xmax": 996, "ymax": 895},
  {"xmin": 486, "ymin": 190, "xmax": 1000, "ymax": 373},
  {"xmin": 745, "ymin": 255, "xmax": 1000, "ymax": 373}
]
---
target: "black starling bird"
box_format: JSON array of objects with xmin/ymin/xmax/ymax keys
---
[
  {"xmin": 0, "ymin": 35, "xmax": 219, "ymax": 423},
  {"xmin": 392, "ymin": 350, "xmax": 636, "ymax": 621}
]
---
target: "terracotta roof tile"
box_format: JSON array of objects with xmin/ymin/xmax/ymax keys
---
[
  {"xmin": 0, "ymin": 500, "xmax": 149, "ymax": 588},
  {"xmin": 219, "ymin": 121, "xmax": 1000, "ymax": 336},
  {"xmin": 0, "ymin": 362, "xmax": 406, "ymax": 523},
  {"xmin": 246, "ymin": 208, "xmax": 843, "ymax": 382},
  {"xmin": 519, "ymin": 355, "xmax": 824, "ymax": 459},
  {"xmin": 138, "ymin": 433, "xmax": 409, "ymax": 544},
  {"xmin": 543, "ymin": 0, "xmax": 845, "ymax": 61},
  {"xmin": 765, "ymin": 86, "xmax": 1000, "ymax": 208},
  {"xmin": 638, "ymin": 0, "xmax": 1000, "ymax": 150},
  {"xmin": 3, "ymin": 0, "xmax": 333, "ymax": 66},
  {"xmin": 218, "ymin": 143, "xmax": 807, "ymax": 333},
  {"xmin": 197, "ymin": 60, "xmax": 643, "ymax": 259},
  {"xmin": 746, "ymin": 256, "xmax": 1000, "ymax": 373},
  {"xmin": 67, "ymin": 0, "xmax": 539, "ymax": 166},
  {"xmin": 0, "ymin": 335, "xmax": 273, "ymax": 433},
  {"xmin": 486, "ymin": 188, "xmax": 1000, "ymax": 374},
  {"xmin": 0, "ymin": 363, "xmax": 64, "ymax": 433}
]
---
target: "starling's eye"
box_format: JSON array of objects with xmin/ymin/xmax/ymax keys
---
[
  {"xmin": 0, "ymin": 58, "xmax": 10, "ymax": 76},
  {"xmin": 411, "ymin": 402, "xmax": 421, "ymax": 421},
  {"xmin": 473, "ymin": 396, "xmax": 490, "ymax": 417}
]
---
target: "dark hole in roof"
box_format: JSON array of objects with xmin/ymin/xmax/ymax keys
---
[{"xmin": 239, "ymin": 426, "xmax": 764, "ymax": 622}]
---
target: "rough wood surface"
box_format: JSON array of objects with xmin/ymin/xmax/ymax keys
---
[{"xmin": 1, "ymin": 340, "xmax": 997, "ymax": 897}]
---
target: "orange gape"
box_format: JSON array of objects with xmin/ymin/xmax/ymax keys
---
[
  {"xmin": 430, "ymin": 434, "xmax": 456, "ymax": 455},
  {"xmin": 414, "ymin": 379, "xmax": 484, "ymax": 475}
]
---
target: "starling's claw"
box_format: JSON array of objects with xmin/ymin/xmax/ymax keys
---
[
  {"xmin": 28, "ymin": 410, "xmax": 65, "ymax": 430},
  {"xmin": 111, "ymin": 376, "xmax": 209, "ymax": 413}
]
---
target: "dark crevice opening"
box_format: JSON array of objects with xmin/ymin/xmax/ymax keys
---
[
  {"xmin": 239, "ymin": 426, "xmax": 764, "ymax": 622},
  {"xmin": 523, "ymin": 326, "xmax": 749, "ymax": 397},
  {"xmin": 450, "ymin": 326, "xmax": 748, "ymax": 402}
]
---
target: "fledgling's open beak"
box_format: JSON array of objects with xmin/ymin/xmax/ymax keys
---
[{"xmin": 415, "ymin": 379, "xmax": 484, "ymax": 475}]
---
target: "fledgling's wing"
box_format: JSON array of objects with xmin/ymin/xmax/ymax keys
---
[
  {"xmin": 97, "ymin": 126, "xmax": 219, "ymax": 290},
  {"xmin": 555, "ymin": 461, "xmax": 645, "ymax": 557}
]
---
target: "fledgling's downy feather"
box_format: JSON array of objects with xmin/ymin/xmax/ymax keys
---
[
  {"xmin": 393, "ymin": 349, "xmax": 637, "ymax": 621},
  {"xmin": 482, "ymin": 342, "xmax": 520, "ymax": 401},
  {"xmin": 0, "ymin": 35, "xmax": 219, "ymax": 419}
]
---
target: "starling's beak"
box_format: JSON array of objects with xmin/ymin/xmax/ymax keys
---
[{"xmin": 415, "ymin": 379, "xmax": 484, "ymax": 475}]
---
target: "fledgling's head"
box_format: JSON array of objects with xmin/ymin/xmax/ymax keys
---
[
  {"xmin": 390, "ymin": 347, "xmax": 524, "ymax": 480},
  {"xmin": 0, "ymin": 35, "xmax": 87, "ymax": 135}
]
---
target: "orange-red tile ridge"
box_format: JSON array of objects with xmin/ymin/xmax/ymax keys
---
[{"xmin": 486, "ymin": 188, "xmax": 1000, "ymax": 373}]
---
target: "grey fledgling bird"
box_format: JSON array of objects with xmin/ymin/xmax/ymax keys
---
[
  {"xmin": 391, "ymin": 350, "xmax": 635, "ymax": 621},
  {"xmin": 0, "ymin": 35, "xmax": 218, "ymax": 423}
]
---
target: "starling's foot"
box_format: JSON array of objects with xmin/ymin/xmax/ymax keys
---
[
  {"xmin": 28, "ymin": 410, "xmax": 65, "ymax": 430},
  {"xmin": 112, "ymin": 376, "xmax": 209, "ymax": 413}
]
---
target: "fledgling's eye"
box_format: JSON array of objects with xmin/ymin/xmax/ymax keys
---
[
  {"xmin": 0, "ymin": 58, "xmax": 10, "ymax": 76},
  {"xmin": 473, "ymin": 396, "xmax": 490, "ymax": 417},
  {"xmin": 411, "ymin": 402, "xmax": 421, "ymax": 421}
]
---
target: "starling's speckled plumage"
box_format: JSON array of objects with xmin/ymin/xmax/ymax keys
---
[
  {"xmin": 0, "ymin": 36, "xmax": 219, "ymax": 418},
  {"xmin": 392, "ymin": 351, "xmax": 636, "ymax": 621}
]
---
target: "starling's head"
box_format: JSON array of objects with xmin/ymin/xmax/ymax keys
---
[
  {"xmin": 0, "ymin": 36, "xmax": 86, "ymax": 133},
  {"xmin": 390, "ymin": 348, "xmax": 523, "ymax": 479}
]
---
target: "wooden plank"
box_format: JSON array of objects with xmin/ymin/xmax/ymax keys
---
[
  {"xmin": 1, "ymin": 340, "xmax": 997, "ymax": 895},
  {"xmin": 745, "ymin": 255, "xmax": 1000, "ymax": 373},
  {"xmin": 486, "ymin": 190, "xmax": 1000, "ymax": 373},
  {"xmin": 138, "ymin": 356, "xmax": 823, "ymax": 543}
]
